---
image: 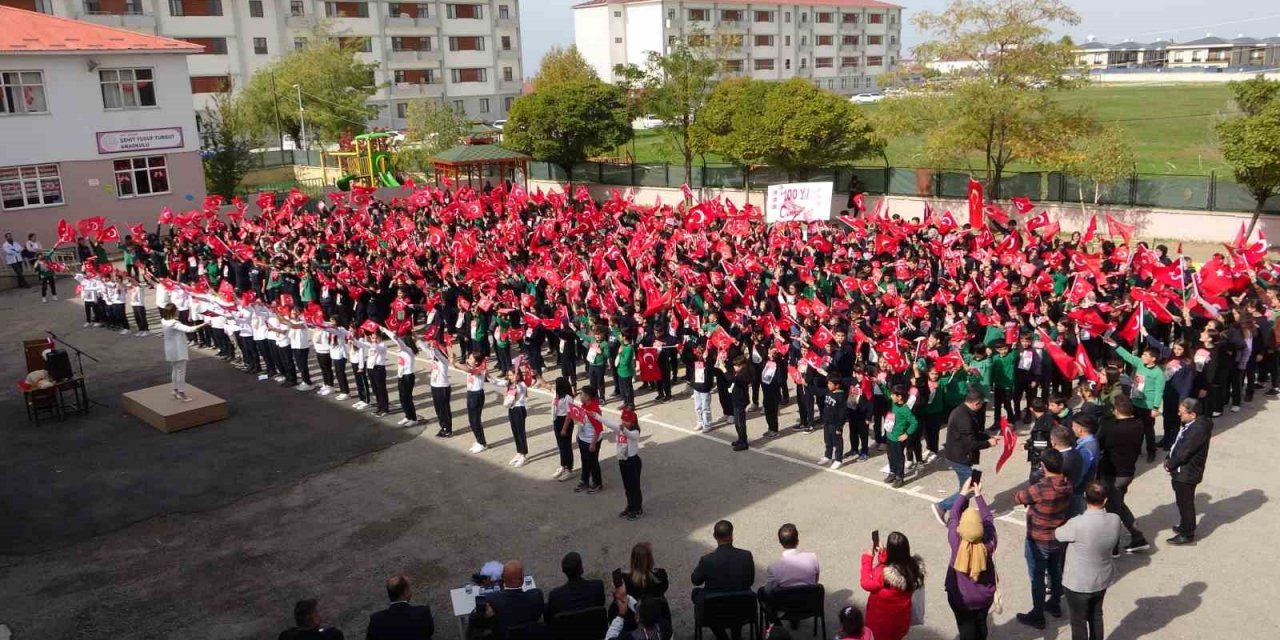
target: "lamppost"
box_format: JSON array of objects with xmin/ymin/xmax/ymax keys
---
[{"xmin": 293, "ymin": 83, "xmax": 307, "ymax": 152}]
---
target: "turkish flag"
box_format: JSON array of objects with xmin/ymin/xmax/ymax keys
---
[
  {"xmin": 810, "ymin": 326, "xmax": 835, "ymax": 349},
  {"xmin": 638, "ymin": 346, "xmax": 661, "ymax": 382},
  {"xmin": 1039, "ymin": 329, "xmax": 1077, "ymax": 380},
  {"xmin": 1011, "ymin": 196, "xmax": 1035, "ymax": 215},
  {"xmin": 966, "ymin": 179, "xmax": 984, "ymax": 228},
  {"xmin": 934, "ymin": 351, "xmax": 965, "ymax": 374},
  {"xmin": 1075, "ymin": 343, "xmax": 1099, "ymax": 384},
  {"xmin": 995, "ymin": 418, "xmax": 1019, "ymax": 473},
  {"xmin": 128, "ymin": 223, "xmax": 146, "ymax": 240},
  {"xmin": 1024, "ymin": 211, "xmax": 1051, "ymax": 235},
  {"xmin": 709, "ymin": 326, "xmax": 735, "ymax": 352},
  {"xmin": 97, "ymin": 225, "xmax": 120, "ymax": 243},
  {"xmin": 218, "ymin": 279, "xmax": 236, "ymax": 303},
  {"xmin": 56, "ymin": 218, "xmax": 76, "ymax": 244},
  {"xmin": 77, "ymin": 216, "xmax": 105, "ymax": 238},
  {"xmin": 1081, "ymin": 215, "xmax": 1097, "ymax": 244},
  {"xmin": 568, "ymin": 402, "xmax": 588, "ymax": 424},
  {"xmin": 1105, "ymin": 213, "xmax": 1134, "ymax": 245},
  {"xmin": 1115, "ymin": 306, "xmax": 1142, "ymax": 344}
]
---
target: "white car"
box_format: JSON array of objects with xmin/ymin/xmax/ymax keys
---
[
  {"xmin": 492, "ymin": 119, "xmax": 507, "ymax": 131},
  {"xmin": 632, "ymin": 115, "xmax": 665, "ymax": 130},
  {"xmin": 850, "ymin": 93, "xmax": 885, "ymax": 104}
]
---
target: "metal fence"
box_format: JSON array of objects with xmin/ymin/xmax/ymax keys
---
[
  {"xmin": 234, "ymin": 178, "xmax": 332, "ymax": 211},
  {"xmin": 247, "ymin": 149, "xmax": 327, "ymax": 170},
  {"xmin": 528, "ymin": 162, "xmax": 1280, "ymax": 214}
]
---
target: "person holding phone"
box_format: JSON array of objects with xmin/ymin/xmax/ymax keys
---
[
  {"xmin": 945, "ymin": 477, "xmax": 997, "ymax": 640},
  {"xmin": 860, "ymin": 531, "xmax": 925, "ymax": 640}
]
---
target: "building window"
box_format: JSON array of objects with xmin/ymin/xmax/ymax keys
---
[
  {"xmin": 452, "ymin": 99, "xmax": 465, "ymax": 113},
  {"xmin": 446, "ymin": 3, "xmax": 482, "ymax": 19},
  {"xmin": 394, "ymin": 69, "xmax": 435, "ymax": 84},
  {"xmin": 0, "ymin": 164, "xmax": 61, "ymax": 210},
  {"xmin": 817, "ymin": 35, "xmax": 833, "ymax": 46},
  {"xmin": 754, "ymin": 35, "xmax": 774, "ymax": 47},
  {"xmin": 667, "ymin": 8, "xmax": 674, "ymax": 21},
  {"xmin": 868, "ymin": 35, "xmax": 883, "ymax": 45},
  {"xmin": 338, "ymin": 37, "xmax": 373, "ymax": 52},
  {"xmin": 479, "ymin": 98, "xmax": 490, "ymax": 113},
  {"xmin": 449, "ymin": 36, "xmax": 485, "ymax": 51},
  {"xmin": 500, "ymin": 4, "xmax": 510, "ymax": 19},
  {"xmin": 451, "ymin": 68, "xmax": 487, "ymax": 83},
  {"xmin": 501, "ymin": 35, "xmax": 512, "ymax": 50},
  {"xmin": 842, "ymin": 13, "xmax": 859, "ymax": 24},
  {"xmin": 784, "ymin": 58, "xmax": 791, "ymax": 69},
  {"xmin": 815, "ymin": 57, "xmax": 833, "ymax": 68},
  {"xmin": 248, "ymin": 0, "xmax": 263, "ymax": 17},
  {"xmin": 290, "ymin": 0, "xmax": 305, "ymax": 17},
  {"xmin": 800, "ymin": 36, "xmax": 807, "ymax": 47},
  {"xmin": 253, "ymin": 37, "xmax": 268, "ymax": 54},
  {"xmin": 869, "ymin": 13, "xmax": 883, "ymax": 24},
  {"xmin": 114, "ymin": 156, "xmax": 169, "ymax": 199},
  {"xmin": 723, "ymin": 59, "xmax": 743, "ymax": 72},
  {"xmin": 890, "ymin": 35, "xmax": 897, "ymax": 45},
  {"xmin": 100, "ymin": 68, "xmax": 156, "ymax": 109},
  {"xmin": 183, "ymin": 37, "xmax": 228, "ymax": 54},
  {"xmin": 754, "ymin": 11, "xmax": 772, "ymax": 23},
  {"xmin": 688, "ymin": 9, "xmax": 708, "ymax": 21},
  {"xmin": 326, "ymin": 2, "xmax": 369, "ymax": 18},
  {"xmin": 294, "ymin": 37, "xmax": 308, "ymax": 50},
  {"xmin": 890, "ymin": 13, "xmax": 896, "ymax": 25},
  {"xmin": 613, "ymin": 10, "xmax": 621, "ymax": 18},
  {"xmin": 1, "ymin": 71, "xmax": 47, "ymax": 115},
  {"xmin": 840, "ymin": 56, "xmax": 858, "ymax": 68},
  {"xmin": 83, "ymin": 0, "xmax": 144, "ymax": 13},
  {"xmin": 721, "ymin": 10, "xmax": 742, "ymax": 22},
  {"xmin": 842, "ymin": 35, "xmax": 859, "ymax": 46},
  {"xmin": 784, "ymin": 11, "xmax": 790, "ymax": 23},
  {"xmin": 867, "ymin": 56, "xmax": 883, "ymax": 66},
  {"xmin": 784, "ymin": 35, "xmax": 791, "ymax": 46},
  {"xmin": 614, "ymin": 37, "xmax": 623, "ymax": 44},
  {"xmin": 816, "ymin": 12, "xmax": 833, "ymax": 23},
  {"xmin": 800, "ymin": 12, "xmax": 807, "ymax": 23},
  {"xmin": 169, "ymin": 0, "xmax": 223, "ymax": 16},
  {"xmin": 504, "ymin": 97, "xmax": 514, "ymax": 111},
  {"xmin": 396, "ymin": 102, "xmax": 408, "ymax": 119},
  {"xmin": 503, "ymin": 66, "xmax": 514, "ymax": 81},
  {"xmin": 389, "ymin": 3, "xmax": 429, "ymax": 17},
  {"xmin": 799, "ymin": 57, "xmax": 807, "ymax": 68},
  {"xmin": 392, "ymin": 37, "xmax": 430, "ymax": 51},
  {"xmin": 753, "ymin": 59, "xmax": 774, "ymax": 71},
  {"xmin": 190, "ymin": 75, "xmax": 230, "ymax": 93}
]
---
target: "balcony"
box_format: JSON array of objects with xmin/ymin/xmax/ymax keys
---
[
  {"xmin": 495, "ymin": 16, "xmax": 517, "ymax": 29},
  {"xmin": 497, "ymin": 79, "xmax": 521, "ymax": 92},
  {"xmin": 285, "ymin": 13, "xmax": 314, "ymax": 29},
  {"xmin": 388, "ymin": 49, "xmax": 442, "ymax": 64},
  {"xmin": 76, "ymin": 10, "xmax": 157, "ymax": 32},
  {"xmin": 391, "ymin": 82, "xmax": 442, "ymax": 98},
  {"xmin": 386, "ymin": 14, "xmax": 440, "ymax": 31}
]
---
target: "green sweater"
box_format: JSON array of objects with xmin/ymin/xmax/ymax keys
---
[
  {"xmin": 886, "ymin": 402, "xmax": 919, "ymax": 441},
  {"xmin": 966, "ymin": 356, "xmax": 993, "ymax": 399},
  {"xmin": 1116, "ymin": 346, "xmax": 1166, "ymax": 410},
  {"xmin": 991, "ymin": 351, "xmax": 1016, "ymax": 390},
  {"xmin": 616, "ymin": 344, "xmax": 635, "ymax": 378}
]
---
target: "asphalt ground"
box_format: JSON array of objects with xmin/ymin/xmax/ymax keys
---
[{"xmin": 0, "ymin": 283, "xmax": 1277, "ymax": 640}]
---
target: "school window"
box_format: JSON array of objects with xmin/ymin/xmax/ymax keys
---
[
  {"xmin": 800, "ymin": 12, "xmax": 807, "ymax": 22},
  {"xmin": 614, "ymin": 37, "xmax": 623, "ymax": 44},
  {"xmin": 613, "ymin": 10, "xmax": 621, "ymax": 18},
  {"xmin": 869, "ymin": 13, "xmax": 884, "ymax": 24},
  {"xmin": 0, "ymin": 164, "xmax": 62, "ymax": 210},
  {"xmin": 816, "ymin": 12, "xmax": 833, "ymax": 23},
  {"xmin": 817, "ymin": 35, "xmax": 833, "ymax": 46},
  {"xmin": 501, "ymin": 35, "xmax": 512, "ymax": 50},
  {"xmin": 868, "ymin": 35, "xmax": 883, "ymax": 45},
  {"xmin": 784, "ymin": 11, "xmax": 790, "ymax": 23},
  {"xmin": 394, "ymin": 69, "xmax": 435, "ymax": 84},
  {"xmin": 867, "ymin": 56, "xmax": 883, "ymax": 66},
  {"xmin": 326, "ymin": 2, "xmax": 370, "ymax": 18},
  {"xmin": 753, "ymin": 59, "xmax": 774, "ymax": 71},
  {"xmin": 446, "ymin": 3, "xmax": 482, "ymax": 19},
  {"xmin": 253, "ymin": 38, "xmax": 269, "ymax": 54},
  {"xmin": 338, "ymin": 37, "xmax": 373, "ymax": 52},
  {"xmin": 479, "ymin": 98, "xmax": 490, "ymax": 113},
  {"xmin": 452, "ymin": 99, "xmax": 465, "ymax": 113},
  {"xmin": 688, "ymin": 9, "xmax": 708, "ymax": 21},
  {"xmin": 890, "ymin": 13, "xmax": 897, "ymax": 25},
  {"xmin": 799, "ymin": 57, "xmax": 807, "ymax": 68},
  {"xmin": 721, "ymin": 10, "xmax": 742, "ymax": 22},
  {"xmin": 396, "ymin": 102, "xmax": 408, "ymax": 119},
  {"xmin": 843, "ymin": 35, "xmax": 859, "ymax": 46},
  {"xmin": 784, "ymin": 35, "xmax": 791, "ymax": 46},
  {"xmin": 842, "ymin": 13, "xmax": 859, "ymax": 24},
  {"xmin": 667, "ymin": 8, "xmax": 675, "ymax": 21},
  {"xmin": 784, "ymin": 58, "xmax": 791, "ymax": 69},
  {"xmin": 503, "ymin": 96, "xmax": 513, "ymax": 111},
  {"xmin": 389, "ymin": 3, "xmax": 429, "ymax": 17},
  {"xmin": 189, "ymin": 75, "xmax": 230, "ymax": 93},
  {"xmin": 168, "ymin": 0, "xmax": 223, "ymax": 16},
  {"xmin": 248, "ymin": 0, "xmax": 263, "ymax": 17},
  {"xmin": 890, "ymin": 35, "xmax": 897, "ymax": 45},
  {"xmin": 1, "ymin": 71, "xmax": 47, "ymax": 115},
  {"xmin": 723, "ymin": 59, "xmax": 743, "ymax": 72},
  {"xmin": 815, "ymin": 57, "xmax": 833, "ymax": 68},
  {"xmin": 754, "ymin": 11, "xmax": 772, "ymax": 23},
  {"xmin": 499, "ymin": 4, "xmax": 510, "ymax": 19},
  {"xmin": 840, "ymin": 57, "xmax": 859, "ymax": 68},
  {"xmin": 450, "ymin": 68, "xmax": 487, "ymax": 83},
  {"xmin": 183, "ymin": 37, "xmax": 228, "ymax": 54},
  {"xmin": 294, "ymin": 37, "xmax": 308, "ymax": 51},
  {"xmin": 100, "ymin": 68, "xmax": 156, "ymax": 109},
  {"xmin": 503, "ymin": 66, "xmax": 514, "ymax": 81},
  {"xmin": 800, "ymin": 36, "xmax": 807, "ymax": 47},
  {"xmin": 754, "ymin": 35, "xmax": 774, "ymax": 47},
  {"xmin": 113, "ymin": 156, "xmax": 169, "ymax": 199},
  {"xmin": 289, "ymin": 0, "xmax": 305, "ymax": 17},
  {"xmin": 449, "ymin": 36, "xmax": 484, "ymax": 51}
]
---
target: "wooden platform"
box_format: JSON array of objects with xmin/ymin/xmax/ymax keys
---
[{"xmin": 121, "ymin": 384, "xmax": 228, "ymax": 433}]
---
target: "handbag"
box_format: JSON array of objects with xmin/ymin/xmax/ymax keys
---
[
  {"xmin": 991, "ymin": 569, "xmax": 1005, "ymax": 615},
  {"xmin": 910, "ymin": 584, "xmax": 927, "ymax": 626}
]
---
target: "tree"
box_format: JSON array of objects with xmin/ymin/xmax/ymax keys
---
[
  {"xmin": 530, "ymin": 45, "xmax": 598, "ymax": 90},
  {"xmin": 613, "ymin": 32, "xmax": 722, "ymax": 185},
  {"xmin": 1229, "ymin": 75, "xmax": 1280, "ymax": 117},
  {"xmin": 396, "ymin": 99, "xmax": 471, "ymax": 175},
  {"xmin": 505, "ymin": 80, "xmax": 632, "ymax": 182},
  {"xmin": 877, "ymin": 0, "xmax": 1106, "ymax": 198},
  {"xmin": 201, "ymin": 93, "xmax": 256, "ymax": 199},
  {"xmin": 1052, "ymin": 122, "xmax": 1135, "ymax": 207},
  {"xmin": 695, "ymin": 78, "xmax": 881, "ymax": 180},
  {"xmin": 239, "ymin": 35, "xmax": 379, "ymax": 147},
  {"xmin": 1218, "ymin": 100, "xmax": 1280, "ymax": 237}
]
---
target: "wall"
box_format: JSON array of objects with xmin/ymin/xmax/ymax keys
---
[
  {"xmin": 624, "ymin": 1, "xmax": 664, "ymax": 71},
  {"xmin": 1089, "ymin": 70, "xmax": 1280, "ymax": 84},
  {"xmin": 574, "ymin": 3, "xmax": 613, "ymax": 82},
  {"xmin": 529, "ymin": 179, "xmax": 1280, "ymax": 244}
]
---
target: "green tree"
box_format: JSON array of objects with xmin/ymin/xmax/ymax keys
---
[
  {"xmin": 396, "ymin": 99, "xmax": 471, "ymax": 175},
  {"xmin": 613, "ymin": 32, "xmax": 722, "ymax": 186},
  {"xmin": 1052, "ymin": 122, "xmax": 1135, "ymax": 207},
  {"xmin": 200, "ymin": 93, "xmax": 256, "ymax": 199},
  {"xmin": 696, "ymin": 78, "xmax": 880, "ymax": 180},
  {"xmin": 505, "ymin": 80, "xmax": 632, "ymax": 182},
  {"xmin": 1228, "ymin": 75, "xmax": 1280, "ymax": 116},
  {"xmin": 1218, "ymin": 101, "xmax": 1280, "ymax": 236},
  {"xmin": 530, "ymin": 45, "xmax": 598, "ymax": 90},
  {"xmin": 239, "ymin": 36, "xmax": 379, "ymax": 147},
  {"xmin": 878, "ymin": 0, "xmax": 1101, "ymax": 198}
]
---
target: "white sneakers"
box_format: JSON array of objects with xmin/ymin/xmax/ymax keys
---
[
  {"xmin": 334, "ymin": 393, "xmax": 348, "ymax": 401},
  {"xmin": 469, "ymin": 442, "xmax": 486, "ymax": 454},
  {"xmin": 352, "ymin": 401, "xmax": 368, "ymax": 410},
  {"xmin": 552, "ymin": 466, "xmax": 566, "ymax": 479},
  {"xmin": 817, "ymin": 456, "xmax": 832, "ymax": 465},
  {"xmin": 831, "ymin": 460, "xmax": 843, "ymax": 470},
  {"xmin": 1231, "ymin": 405, "xmax": 1241, "ymax": 413},
  {"xmin": 257, "ymin": 374, "xmax": 269, "ymax": 381},
  {"xmin": 42, "ymin": 297, "xmax": 47, "ymax": 303},
  {"xmin": 509, "ymin": 454, "xmax": 526, "ymax": 467},
  {"xmin": 83, "ymin": 322, "xmax": 91, "ymax": 327},
  {"xmin": 317, "ymin": 386, "xmax": 332, "ymax": 396},
  {"xmin": 923, "ymin": 452, "xmax": 937, "ymax": 464},
  {"xmin": 118, "ymin": 329, "xmax": 130, "ymax": 336},
  {"xmin": 136, "ymin": 330, "xmax": 149, "ymax": 337},
  {"xmin": 398, "ymin": 417, "xmax": 420, "ymax": 426},
  {"xmin": 295, "ymin": 383, "xmax": 313, "ymax": 392}
]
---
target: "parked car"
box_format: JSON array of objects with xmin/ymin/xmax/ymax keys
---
[
  {"xmin": 850, "ymin": 93, "xmax": 885, "ymax": 104},
  {"xmin": 632, "ymin": 115, "xmax": 665, "ymax": 130},
  {"xmin": 492, "ymin": 119, "xmax": 507, "ymax": 131}
]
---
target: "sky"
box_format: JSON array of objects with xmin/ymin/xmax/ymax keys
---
[{"xmin": 521, "ymin": 0, "xmax": 1280, "ymax": 75}]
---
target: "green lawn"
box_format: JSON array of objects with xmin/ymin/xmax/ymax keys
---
[{"xmin": 621, "ymin": 84, "xmax": 1239, "ymax": 176}]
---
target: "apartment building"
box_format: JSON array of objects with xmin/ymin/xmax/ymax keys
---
[
  {"xmin": 1073, "ymin": 35, "xmax": 1280, "ymax": 70},
  {"xmin": 1, "ymin": 1, "xmax": 524, "ymax": 130},
  {"xmin": 573, "ymin": 0, "xmax": 904, "ymax": 96}
]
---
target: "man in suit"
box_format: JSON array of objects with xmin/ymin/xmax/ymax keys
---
[
  {"xmin": 1165, "ymin": 398, "xmax": 1213, "ymax": 545},
  {"xmin": 278, "ymin": 599, "xmax": 344, "ymax": 640},
  {"xmin": 691, "ymin": 520, "xmax": 755, "ymax": 640},
  {"xmin": 544, "ymin": 552, "xmax": 606, "ymax": 623},
  {"xmin": 483, "ymin": 560, "xmax": 546, "ymax": 638},
  {"xmin": 1055, "ymin": 480, "xmax": 1123, "ymax": 640},
  {"xmin": 365, "ymin": 575, "xmax": 434, "ymax": 640}
]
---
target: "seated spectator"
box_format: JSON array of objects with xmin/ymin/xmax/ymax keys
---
[
  {"xmin": 606, "ymin": 587, "xmax": 672, "ymax": 640},
  {"xmin": 366, "ymin": 574, "xmax": 435, "ymax": 640},
  {"xmin": 691, "ymin": 520, "xmax": 755, "ymax": 640},
  {"xmin": 611, "ymin": 542, "xmax": 672, "ymax": 632},
  {"xmin": 765, "ymin": 523, "xmax": 820, "ymax": 591},
  {"xmin": 545, "ymin": 551, "xmax": 606, "ymax": 622},
  {"xmin": 278, "ymin": 598, "xmax": 344, "ymax": 640},
  {"xmin": 482, "ymin": 560, "xmax": 545, "ymax": 639},
  {"xmin": 835, "ymin": 604, "xmax": 872, "ymax": 640}
]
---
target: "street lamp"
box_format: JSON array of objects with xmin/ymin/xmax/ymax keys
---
[{"xmin": 293, "ymin": 83, "xmax": 307, "ymax": 152}]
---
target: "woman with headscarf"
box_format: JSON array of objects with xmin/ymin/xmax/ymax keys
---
[{"xmin": 945, "ymin": 477, "xmax": 998, "ymax": 640}]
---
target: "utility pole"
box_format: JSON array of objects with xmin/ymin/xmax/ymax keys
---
[
  {"xmin": 269, "ymin": 70, "xmax": 284, "ymax": 151},
  {"xmin": 293, "ymin": 83, "xmax": 307, "ymax": 153}
]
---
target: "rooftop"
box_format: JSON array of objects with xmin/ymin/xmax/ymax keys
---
[
  {"xmin": 0, "ymin": 6, "xmax": 201, "ymax": 54},
  {"xmin": 573, "ymin": 0, "xmax": 902, "ymax": 10},
  {"xmin": 433, "ymin": 143, "xmax": 530, "ymax": 165},
  {"xmin": 1076, "ymin": 34, "xmax": 1280, "ymax": 51}
]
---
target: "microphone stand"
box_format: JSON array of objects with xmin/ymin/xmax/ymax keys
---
[{"xmin": 45, "ymin": 331, "xmax": 103, "ymax": 410}]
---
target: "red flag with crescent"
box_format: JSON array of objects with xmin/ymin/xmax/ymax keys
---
[
  {"xmin": 995, "ymin": 418, "xmax": 1018, "ymax": 473},
  {"xmin": 638, "ymin": 346, "xmax": 661, "ymax": 382}
]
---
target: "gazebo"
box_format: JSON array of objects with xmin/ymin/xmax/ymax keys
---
[{"xmin": 431, "ymin": 140, "xmax": 530, "ymax": 189}]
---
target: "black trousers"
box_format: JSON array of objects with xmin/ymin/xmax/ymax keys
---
[
  {"xmin": 992, "ymin": 387, "xmax": 1015, "ymax": 428},
  {"xmin": 561, "ymin": 354, "xmax": 578, "ymax": 387},
  {"xmin": 509, "ymin": 405, "xmax": 528, "ymax": 454},
  {"xmin": 467, "ymin": 390, "xmax": 486, "ymax": 445},
  {"xmin": 277, "ymin": 344, "xmax": 297, "ymax": 383},
  {"xmin": 1104, "ymin": 475, "xmax": 1143, "ymax": 541},
  {"xmin": 618, "ymin": 376, "xmax": 635, "ymax": 407},
  {"xmin": 1065, "ymin": 588, "xmax": 1106, "ymax": 640},
  {"xmin": 762, "ymin": 385, "xmax": 781, "ymax": 432},
  {"xmin": 41, "ymin": 275, "xmax": 56, "ymax": 297},
  {"xmin": 579, "ymin": 439, "xmax": 602, "ymax": 487},
  {"xmin": 553, "ymin": 415, "xmax": 574, "ymax": 469},
  {"xmin": 796, "ymin": 384, "xmax": 814, "ymax": 426},
  {"xmin": 333, "ymin": 358, "xmax": 349, "ymax": 394},
  {"xmin": 848, "ymin": 411, "xmax": 870, "ymax": 456},
  {"xmin": 823, "ymin": 420, "xmax": 844, "ymax": 461},
  {"xmin": 619, "ymin": 455, "xmax": 643, "ymax": 513},
  {"xmin": 588, "ymin": 364, "xmax": 605, "ymax": 399},
  {"xmin": 923, "ymin": 412, "xmax": 945, "ymax": 453},
  {"xmin": 112, "ymin": 303, "xmax": 129, "ymax": 330},
  {"xmin": 398, "ymin": 373, "xmax": 417, "ymax": 420},
  {"xmin": 240, "ymin": 335, "xmax": 258, "ymax": 370},
  {"xmin": 258, "ymin": 340, "xmax": 276, "ymax": 376},
  {"xmin": 369, "ymin": 365, "xmax": 389, "ymax": 412},
  {"xmin": 951, "ymin": 602, "xmax": 991, "ymax": 640},
  {"xmin": 354, "ymin": 368, "xmax": 369, "ymax": 403},
  {"xmin": 431, "ymin": 386, "xmax": 453, "ymax": 432},
  {"xmin": 132, "ymin": 305, "xmax": 149, "ymax": 331},
  {"xmin": 292, "ymin": 348, "xmax": 312, "ymax": 385},
  {"xmin": 316, "ymin": 352, "xmax": 334, "ymax": 387},
  {"xmin": 888, "ymin": 440, "xmax": 906, "ymax": 477},
  {"xmin": 1173, "ymin": 479, "xmax": 1198, "ymax": 535},
  {"xmin": 732, "ymin": 402, "xmax": 749, "ymax": 444},
  {"xmin": 84, "ymin": 301, "xmax": 94, "ymax": 323},
  {"xmin": 1137, "ymin": 407, "xmax": 1157, "ymax": 457}
]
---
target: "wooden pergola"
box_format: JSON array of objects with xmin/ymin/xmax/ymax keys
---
[{"xmin": 431, "ymin": 141, "xmax": 530, "ymax": 189}]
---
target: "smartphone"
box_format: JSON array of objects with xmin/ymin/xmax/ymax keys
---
[
  {"xmin": 871, "ymin": 529, "xmax": 880, "ymax": 549},
  {"xmin": 971, "ymin": 469, "xmax": 983, "ymax": 485}
]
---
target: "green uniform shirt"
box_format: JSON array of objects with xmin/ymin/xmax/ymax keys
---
[
  {"xmin": 616, "ymin": 344, "xmax": 635, "ymax": 378},
  {"xmin": 966, "ymin": 356, "xmax": 993, "ymax": 400},
  {"xmin": 992, "ymin": 351, "xmax": 1016, "ymax": 390},
  {"xmin": 1116, "ymin": 345, "xmax": 1166, "ymax": 410},
  {"xmin": 886, "ymin": 402, "xmax": 919, "ymax": 441}
]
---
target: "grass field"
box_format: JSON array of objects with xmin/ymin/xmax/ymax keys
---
[{"xmin": 620, "ymin": 84, "xmax": 1239, "ymax": 176}]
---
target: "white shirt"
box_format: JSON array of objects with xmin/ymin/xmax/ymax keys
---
[
  {"xmin": 155, "ymin": 281, "xmax": 170, "ymax": 309},
  {"xmin": 504, "ymin": 381, "xmax": 527, "ymax": 408},
  {"xmin": 288, "ymin": 321, "xmax": 310, "ymax": 349},
  {"xmin": 313, "ymin": 328, "xmax": 331, "ymax": 354},
  {"xmin": 161, "ymin": 318, "xmax": 200, "ymax": 361},
  {"xmin": 553, "ymin": 395, "xmax": 571, "ymax": 417},
  {"xmin": 127, "ymin": 284, "xmax": 145, "ymax": 307},
  {"xmin": 466, "ymin": 366, "xmax": 486, "ymax": 392},
  {"xmin": 1, "ymin": 240, "xmax": 22, "ymax": 265},
  {"xmin": 330, "ymin": 328, "xmax": 348, "ymax": 361},
  {"xmin": 427, "ymin": 346, "xmax": 450, "ymax": 387}
]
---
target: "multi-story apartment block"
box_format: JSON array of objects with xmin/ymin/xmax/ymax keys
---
[
  {"xmin": 1, "ymin": 1, "xmax": 524, "ymax": 131},
  {"xmin": 573, "ymin": 0, "xmax": 903, "ymax": 96},
  {"xmin": 1073, "ymin": 35, "xmax": 1280, "ymax": 70}
]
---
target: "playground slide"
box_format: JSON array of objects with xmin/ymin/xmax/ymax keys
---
[{"xmin": 377, "ymin": 170, "xmax": 401, "ymax": 188}]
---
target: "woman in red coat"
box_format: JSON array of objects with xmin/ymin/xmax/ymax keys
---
[{"xmin": 860, "ymin": 532, "xmax": 926, "ymax": 640}]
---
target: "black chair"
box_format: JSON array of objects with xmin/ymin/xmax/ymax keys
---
[
  {"xmin": 695, "ymin": 590, "xmax": 758, "ymax": 640},
  {"xmin": 550, "ymin": 605, "xmax": 608, "ymax": 640},
  {"xmin": 758, "ymin": 584, "xmax": 826, "ymax": 638}
]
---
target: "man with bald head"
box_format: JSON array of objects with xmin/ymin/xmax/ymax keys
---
[
  {"xmin": 483, "ymin": 560, "xmax": 546, "ymax": 639},
  {"xmin": 365, "ymin": 574, "xmax": 434, "ymax": 639}
]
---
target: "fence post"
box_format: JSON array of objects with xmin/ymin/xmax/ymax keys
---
[
  {"xmin": 598, "ymin": 162, "xmax": 604, "ymax": 184},
  {"xmin": 882, "ymin": 167, "xmax": 891, "ymax": 195},
  {"xmin": 664, "ymin": 163, "xmax": 670, "ymax": 188},
  {"xmin": 1128, "ymin": 169, "xmax": 1138, "ymax": 206},
  {"xmin": 631, "ymin": 161, "xmax": 637, "ymax": 187},
  {"xmin": 1209, "ymin": 171, "xmax": 1217, "ymax": 211},
  {"xmin": 701, "ymin": 161, "xmax": 707, "ymax": 189}
]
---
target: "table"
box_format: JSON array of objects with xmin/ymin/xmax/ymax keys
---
[{"xmin": 448, "ymin": 577, "xmax": 538, "ymax": 637}]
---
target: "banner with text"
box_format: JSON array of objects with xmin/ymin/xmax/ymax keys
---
[{"xmin": 765, "ymin": 182, "xmax": 833, "ymax": 223}]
